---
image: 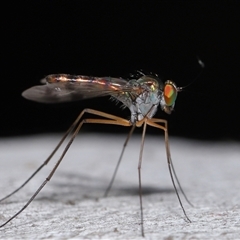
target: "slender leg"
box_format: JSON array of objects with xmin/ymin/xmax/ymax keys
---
[
  {"xmin": 149, "ymin": 118, "xmax": 194, "ymax": 207},
  {"xmin": 103, "ymin": 124, "xmax": 136, "ymax": 197},
  {"xmin": 146, "ymin": 119, "xmax": 191, "ymax": 222},
  {"xmin": 0, "ymin": 109, "xmax": 131, "ymax": 203},
  {"xmin": 0, "ymin": 111, "xmax": 85, "ymax": 203},
  {"xmin": 0, "ymin": 109, "xmax": 131, "ymax": 228},
  {"xmin": 138, "ymin": 121, "xmax": 148, "ymax": 237}
]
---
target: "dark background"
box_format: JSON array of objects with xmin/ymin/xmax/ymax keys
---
[{"xmin": 2, "ymin": 1, "xmax": 240, "ymax": 140}]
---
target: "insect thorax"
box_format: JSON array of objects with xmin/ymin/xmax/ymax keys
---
[{"xmin": 114, "ymin": 76, "xmax": 162, "ymax": 124}]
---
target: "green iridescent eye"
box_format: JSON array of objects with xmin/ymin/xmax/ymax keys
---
[{"xmin": 164, "ymin": 82, "xmax": 177, "ymax": 106}]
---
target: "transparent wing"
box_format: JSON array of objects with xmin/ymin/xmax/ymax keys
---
[{"xmin": 22, "ymin": 74, "xmax": 133, "ymax": 103}]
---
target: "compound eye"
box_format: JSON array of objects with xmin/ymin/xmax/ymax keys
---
[{"xmin": 164, "ymin": 82, "xmax": 177, "ymax": 106}]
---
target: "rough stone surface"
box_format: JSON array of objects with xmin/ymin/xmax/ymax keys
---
[{"xmin": 0, "ymin": 134, "xmax": 239, "ymax": 239}]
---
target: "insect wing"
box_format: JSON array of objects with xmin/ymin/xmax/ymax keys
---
[{"xmin": 22, "ymin": 75, "xmax": 131, "ymax": 103}]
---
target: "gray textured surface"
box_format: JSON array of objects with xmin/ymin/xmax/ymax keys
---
[{"xmin": 0, "ymin": 134, "xmax": 239, "ymax": 239}]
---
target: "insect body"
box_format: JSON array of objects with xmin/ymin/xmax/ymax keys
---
[{"xmin": 22, "ymin": 74, "xmax": 178, "ymax": 122}]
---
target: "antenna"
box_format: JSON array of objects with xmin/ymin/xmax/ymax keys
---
[{"xmin": 178, "ymin": 56, "xmax": 205, "ymax": 91}]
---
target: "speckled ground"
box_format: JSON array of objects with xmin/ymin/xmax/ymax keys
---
[{"xmin": 0, "ymin": 134, "xmax": 239, "ymax": 239}]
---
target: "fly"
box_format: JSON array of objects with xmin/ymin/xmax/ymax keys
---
[{"xmin": 0, "ymin": 73, "xmax": 193, "ymax": 237}]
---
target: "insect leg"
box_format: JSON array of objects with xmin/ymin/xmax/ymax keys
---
[
  {"xmin": 103, "ymin": 124, "xmax": 136, "ymax": 197},
  {"xmin": 0, "ymin": 109, "xmax": 130, "ymax": 228},
  {"xmin": 138, "ymin": 121, "xmax": 148, "ymax": 237},
  {"xmin": 146, "ymin": 119, "xmax": 191, "ymax": 222},
  {"xmin": 0, "ymin": 109, "xmax": 87, "ymax": 203},
  {"xmin": 150, "ymin": 118, "xmax": 194, "ymax": 207}
]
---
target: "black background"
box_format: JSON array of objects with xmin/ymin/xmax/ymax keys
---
[{"xmin": 2, "ymin": 1, "xmax": 240, "ymax": 140}]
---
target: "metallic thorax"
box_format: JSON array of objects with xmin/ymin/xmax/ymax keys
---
[{"xmin": 113, "ymin": 75, "xmax": 168, "ymax": 124}]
